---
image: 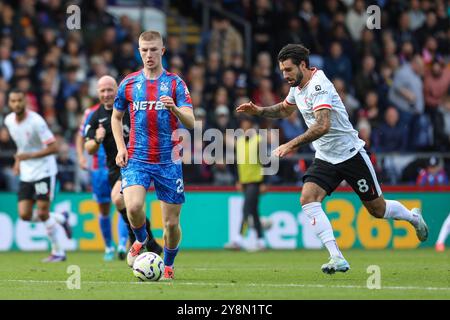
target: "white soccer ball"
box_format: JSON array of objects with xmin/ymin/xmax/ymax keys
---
[{"xmin": 132, "ymin": 252, "xmax": 165, "ymax": 281}]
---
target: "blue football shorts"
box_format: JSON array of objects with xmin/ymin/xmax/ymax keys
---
[
  {"xmin": 90, "ymin": 168, "xmax": 112, "ymax": 204},
  {"xmin": 120, "ymin": 159, "xmax": 185, "ymax": 204}
]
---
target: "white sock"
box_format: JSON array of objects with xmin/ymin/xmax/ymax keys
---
[
  {"xmin": 32, "ymin": 211, "xmax": 66, "ymax": 225},
  {"xmin": 43, "ymin": 216, "xmax": 65, "ymax": 256},
  {"xmin": 302, "ymin": 202, "xmax": 343, "ymax": 258},
  {"xmin": 324, "ymin": 240, "xmax": 343, "ymax": 258},
  {"xmin": 52, "ymin": 211, "xmax": 66, "ymax": 225},
  {"xmin": 436, "ymin": 214, "xmax": 450, "ymax": 245},
  {"xmin": 383, "ymin": 200, "xmax": 419, "ymax": 226}
]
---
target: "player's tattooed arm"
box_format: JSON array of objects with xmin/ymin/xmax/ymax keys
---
[
  {"xmin": 291, "ymin": 109, "xmax": 331, "ymax": 147},
  {"xmin": 236, "ymin": 101, "xmax": 296, "ymax": 119},
  {"xmin": 273, "ymin": 109, "xmax": 331, "ymax": 157},
  {"xmin": 260, "ymin": 102, "xmax": 297, "ymax": 118}
]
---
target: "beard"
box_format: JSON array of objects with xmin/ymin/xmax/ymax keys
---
[
  {"xmin": 290, "ymin": 71, "xmax": 303, "ymax": 87},
  {"xmin": 14, "ymin": 106, "xmax": 26, "ymax": 116}
]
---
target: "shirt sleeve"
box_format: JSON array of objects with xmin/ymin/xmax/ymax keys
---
[
  {"xmin": 309, "ymin": 81, "xmax": 333, "ymax": 111},
  {"xmin": 284, "ymin": 87, "xmax": 296, "ymax": 106},
  {"xmin": 85, "ymin": 110, "xmax": 98, "ymax": 140},
  {"xmin": 79, "ymin": 109, "xmax": 91, "ymax": 137},
  {"xmin": 174, "ymin": 77, "xmax": 192, "ymax": 108},
  {"xmin": 114, "ymin": 79, "xmax": 128, "ymax": 112},
  {"xmin": 35, "ymin": 116, "xmax": 56, "ymax": 145}
]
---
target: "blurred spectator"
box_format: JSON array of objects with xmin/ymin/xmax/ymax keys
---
[
  {"xmin": 164, "ymin": 35, "xmax": 188, "ymax": 69},
  {"xmin": 319, "ymin": 0, "xmax": 346, "ymax": 32},
  {"xmin": 398, "ymin": 41, "xmax": 415, "ymax": 65},
  {"xmin": 415, "ymin": 11, "xmax": 440, "ymax": 48},
  {"xmin": 358, "ymin": 91, "xmax": 381, "ymax": 129},
  {"xmin": 15, "ymin": 76, "xmax": 39, "ymax": 112},
  {"xmin": 278, "ymin": 16, "xmax": 312, "ymax": 51},
  {"xmin": 408, "ymin": 0, "xmax": 426, "ymax": 31},
  {"xmin": 433, "ymin": 96, "xmax": 450, "ymax": 151},
  {"xmin": 0, "ymin": 90, "xmax": 8, "ymax": 123},
  {"xmin": 278, "ymin": 111, "xmax": 307, "ymax": 148},
  {"xmin": 0, "ymin": 125, "xmax": 17, "ymax": 191},
  {"xmin": 0, "ymin": 44, "xmax": 13, "ymax": 82},
  {"xmin": 57, "ymin": 142, "xmax": 76, "ymax": 192},
  {"xmin": 424, "ymin": 60, "xmax": 450, "ymax": 114},
  {"xmin": 421, "ymin": 36, "xmax": 441, "ymax": 66},
  {"xmin": 357, "ymin": 29, "xmax": 382, "ymax": 62},
  {"xmin": 333, "ymin": 77, "xmax": 360, "ymax": 124},
  {"xmin": 213, "ymin": 105, "xmax": 233, "ymax": 134},
  {"xmin": 377, "ymin": 64, "xmax": 394, "ymax": 110},
  {"xmin": 211, "ymin": 162, "xmax": 235, "ymax": 186},
  {"xmin": 357, "ymin": 118, "xmax": 372, "ymax": 150},
  {"xmin": 416, "ymin": 157, "xmax": 448, "ymax": 186},
  {"xmin": 354, "ymin": 55, "xmax": 379, "ymax": 103},
  {"xmin": 59, "ymin": 96, "xmax": 81, "ymax": 142},
  {"xmin": 204, "ymin": 51, "xmax": 222, "ymax": 98},
  {"xmin": 393, "ymin": 12, "xmax": 417, "ymax": 49},
  {"xmin": 251, "ymin": 0, "xmax": 276, "ymax": 58},
  {"xmin": 373, "ymin": 107, "xmax": 408, "ymax": 152},
  {"xmin": 345, "ymin": 0, "xmax": 367, "ymax": 41},
  {"xmin": 388, "ymin": 55, "xmax": 424, "ymax": 124},
  {"xmin": 58, "ymin": 65, "xmax": 82, "ymax": 106},
  {"xmin": 207, "ymin": 16, "xmax": 243, "ymax": 68},
  {"xmin": 252, "ymin": 77, "xmax": 279, "ymax": 107},
  {"xmin": 323, "ymin": 42, "xmax": 352, "ymax": 84}
]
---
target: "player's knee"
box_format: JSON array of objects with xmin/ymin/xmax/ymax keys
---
[
  {"xmin": 127, "ymin": 202, "xmax": 144, "ymax": 215},
  {"xmin": 111, "ymin": 194, "xmax": 123, "ymax": 208},
  {"xmin": 300, "ymin": 194, "xmax": 320, "ymax": 207},
  {"xmin": 365, "ymin": 205, "xmax": 385, "ymax": 219},
  {"xmin": 164, "ymin": 217, "xmax": 179, "ymax": 232}
]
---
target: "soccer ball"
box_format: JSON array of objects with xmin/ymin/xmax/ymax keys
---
[{"xmin": 132, "ymin": 252, "xmax": 165, "ymax": 281}]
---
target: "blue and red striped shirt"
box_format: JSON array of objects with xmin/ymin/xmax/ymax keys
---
[
  {"xmin": 79, "ymin": 104, "xmax": 108, "ymax": 170},
  {"xmin": 114, "ymin": 69, "xmax": 192, "ymax": 164}
]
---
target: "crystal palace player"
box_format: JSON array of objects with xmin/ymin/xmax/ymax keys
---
[
  {"xmin": 112, "ymin": 31, "xmax": 195, "ymax": 280},
  {"xmin": 84, "ymin": 76, "xmax": 162, "ymax": 257},
  {"xmin": 4, "ymin": 89, "xmax": 71, "ymax": 262},
  {"xmin": 237, "ymin": 44, "xmax": 429, "ymax": 274}
]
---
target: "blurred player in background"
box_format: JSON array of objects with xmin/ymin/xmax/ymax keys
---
[
  {"xmin": 237, "ymin": 44, "xmax": 429, "ymax": 274},
  {"xmin": 84, "ymin": 76, "xmax": 162, "ymax": 259},
  {"xmin": 112, "ymin": 31, "xmax": 194, "ymax": 280},
  {"xmin": 225, "ymin": 115, "xmax": 268, "ymax": 251},
  {"xmin": 435, "ymin": 213, "xmax": 450, "ymax": 252},
  {"xmin": 4, "ymin": 89, "xmax": 71, "ymax": 262},
  {"xmin": 77, "ymin": 103, "xmax": 129, "ymax": 261}
]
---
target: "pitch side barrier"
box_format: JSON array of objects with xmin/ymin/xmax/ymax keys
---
[{"xmin": 0, "ymin": 186, "xmax": 448, "ymax": 251}]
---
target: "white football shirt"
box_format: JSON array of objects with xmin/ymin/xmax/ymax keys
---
[
  {"xmin": 4, "ymin": 110, "xmax": 58, "ymax": 182},
  {"xmin": 285, "ymin": 68, "xmax": 365, "ymax": 164}
]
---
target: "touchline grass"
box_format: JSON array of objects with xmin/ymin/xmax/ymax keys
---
[{"xmin": 0, "ymin": 249, "xmax": 448, "ymax": 299}]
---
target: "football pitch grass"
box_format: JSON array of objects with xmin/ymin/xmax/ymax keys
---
[{"xmin": 0, "ymin": 249, "xmax": 448, "ymax": 300}]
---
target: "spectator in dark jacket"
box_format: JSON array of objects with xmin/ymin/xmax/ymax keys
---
[
  {"xmin": 373, "ymin": 107, "xmax": 408, "ymax": 152},
  {"xmin": 323, "ymin": 42, "xmax": 352, "ymax": 84}
]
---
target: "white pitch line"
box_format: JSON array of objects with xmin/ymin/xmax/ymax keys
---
[{"xmin": 1, "ymin": 279, "xmax": 449, "ymax": 291}]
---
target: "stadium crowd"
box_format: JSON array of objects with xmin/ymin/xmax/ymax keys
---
[{"xmin": 0, "ymin": 0, "xmax": 449, "ymax": 192}]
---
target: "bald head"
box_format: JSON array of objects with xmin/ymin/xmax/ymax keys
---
[
  {"xmin": 98, "ymin": 75, "xmax": 117, "ymax": 88},
  {"xmin": 97, "ymin": 75, "xmax": 117, "ymax": 107}
]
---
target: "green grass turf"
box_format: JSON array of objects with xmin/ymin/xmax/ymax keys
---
[{"xmin": 0, "ymin": 249, "xmax": 448, "ymax": 300}]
